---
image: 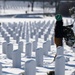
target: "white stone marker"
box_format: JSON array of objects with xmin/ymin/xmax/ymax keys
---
[
  {"xmin": 47, "ymin": 40, "xmax": 51, "ymax": 51},
  {"xmin": 26, "ymin": 25, "xmax": 29, "ymax": 43},
  {"xmin": 10, "ymin": 29, "xmax": 13, "ymax": 37},
  {"xmin": 2, "ymin": 41, "xmax": 7, "ymax": 54},
  {"xmin": 55, "ymin": 55, "xmax": 65, "ymax": 75},
  {"xmin": 43, "ymin": 42, "xmax": 48, "ymax": 56},
  {"xmin": 38, "ymin": 31, "xmax": 41, "ymax": 38},
  {"xmin": 1, "ymin": 31, "xmax": 4, "ymax": 37},
  {"xmin": 57, "ymin": 46, "xmax": 64, "ymax": 55},
  {"xmin": 31, "ymin": 32, "xmax": 34, "ymax": 38},
  {"xmin": 12, "ymin": 49, "xmax": 21, "ymax": 68},
  {"xmin": 6, "ymin": 35, "xmax": 10, "ymax": 43},
  {"xmin": 35, "ymin": 33, "xmax": 38, "ymax": 42},
  {"xmin": 16, "ymin": 34, "xmax": 19, "ymax": 43},
  {"xmin": 4, "ymin": 33, "xmax": 7, "ymax": 40},
  {"xmin": 18, "ymin": 41, "xmax": 23, "ymax": 53},
  {"xmin": 26, "ymin": 42, "xmax": 32, "ymax": 57},
  {"xmin": 25, "ymin": 60, "xmax": 36, "ymax": 75},
  {"xmin": 22, "ymin": 33, "xmax": 25, "ymax": 39},
  {"xmin": 36, "ymin": 48, "xmax": 43, "ymax": 67},
  {"xmin": 33, "ymin": 41, "xmax": 37, "ymax": 52},
  {"xmin": 13, "ymin": 32, "xmax": 16, "ymax": 40},
  {"xmin": 44, "ymin": 34, "xmax": 48, "ymax": 41},
  {"xmin": 0, "ymin": 63, "xmax": 2, "ymax": 75},
  {"xmin": 7, "ymin": 43, "xmax": 13, "ymax": 59},
  {"xmin": 51, "ymin": 35, "xmax": 54, "ymax": 45},
  {"xmin": 43, "ymin": 40, "xmax": 51, "ymax": 56}
]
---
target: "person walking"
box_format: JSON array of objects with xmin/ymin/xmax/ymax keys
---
[
  {"xmin": 54, "ymin": 14, "xmax": 64, "ymax": 47},
  {"xmin": 53, "ymin": 14, "xmax": 73, "ymax": 61},
  {"xmin": 54, "ymin": 14, "xmax": 73, "ymax": 47}
]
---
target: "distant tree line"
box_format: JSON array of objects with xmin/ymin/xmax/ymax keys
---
[
  {"xmin": 2, "ymin": 0, "xmax": 58, "ymax": 12},
  {"xmin": 2, "ymin": 0, "xmax": 75, "ymax": 16}
]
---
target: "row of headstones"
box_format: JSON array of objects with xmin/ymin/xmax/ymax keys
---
[
  {"xmin": 6, "ymin": 21, "xmax": 51, "ymax": 41},
  {"xmin": 0, "ymin": 20, "xmax": 55, "ymax": 72},
  {"xmin": 2, "ymin": 21, "xmax": 47, "ymax": 39},
  {"xmin": 1, "ymin": 40, "xmax": 51, "ymax": 74},
  {"xmin": 0, "ymin": 46, "xmax": 65, "ymax": 75},
  {"xmin": 0, "ymin": 21, "xmax": 54, "ymax": 44},
  {"xmin": 2, "ymin": 38, "xmax": 51, "ymax": 57},
  {"xmin": 0, "ymin": 22, "xmax": 28, "ymax": 43},
  {"xmin": 0, "ymin": 20, "xmax": 55, "ymax": 75},
  {"xmin": 1, "ymin": 25, "xmax": 54, "ymax": 67}
]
